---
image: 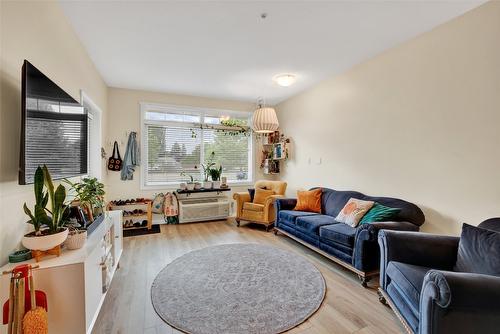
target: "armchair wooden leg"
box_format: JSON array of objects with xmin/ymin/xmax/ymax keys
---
[
  {"xmin": 377, "ymin": 289, "xmax": 387, "ymax": 305},
  {"xmin": 236, "ymin": 219, "xmax": 240, "ymax": 227}
]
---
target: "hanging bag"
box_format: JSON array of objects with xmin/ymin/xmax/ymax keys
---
[{"xmin": 108, "ymin": 141, "xmax": 122, "ymax": 171}]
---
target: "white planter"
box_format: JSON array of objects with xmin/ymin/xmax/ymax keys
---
[
  {"xmin": 212, "ymin": 181, "xmax": 221, "ymax": 189},
  {"xmin": 22, "ymin": 228, "xmax": 69, "ymax": 251},
  {"xmin": 203, "ymin": 181, "xmax": 213, "ymax": 189},
  {"xmin": 186, "ymin": 183, "xmax": 195, "ymax": 191},
  {"xmin": 179, "ymin": 182, "xmax": 187, "ymax": 190},
  {"xmin": 194, "ymin": 182, "xmax": 202, "ymax": 190}
]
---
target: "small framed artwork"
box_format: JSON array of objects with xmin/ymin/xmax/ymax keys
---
[{"xmin": 274, "ymin": 143, "xmax": 284, "ymax": 160}]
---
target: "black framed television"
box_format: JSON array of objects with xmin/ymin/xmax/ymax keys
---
[{"xmin": 19, "ymin": 60, "xmax": 88, "ymax": 185}]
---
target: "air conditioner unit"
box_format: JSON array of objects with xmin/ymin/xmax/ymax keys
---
[{"xmin": 177, "ymin": 194, "xmax": 230, "ymax": 223}]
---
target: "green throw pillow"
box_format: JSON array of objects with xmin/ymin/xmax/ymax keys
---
[{"xmin": 359, "ymin": 203, "xmax": 401, "ymax": 225}]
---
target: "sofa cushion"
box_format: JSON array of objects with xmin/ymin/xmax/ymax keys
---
[
  {"xmin": 295, "ymin": 215, "xmax": 336, "ymax": 234},
  {"xmin": 294, "ymin": 188, "xmax": 322, "ymax": 213},
  {"xmin": 278, "ymin": 210, "xmax": 317, "ymax": 224},
  {"xmin": 319, "ymin": 223, "xmax": 356, "ymax": 247},
  {"xmin": 454, "ymin": 223, "xmax": 500, "ymax": 276},
  {"xmin": 335, "ymin": 198, "xmax": 374, "ymax": 227},
  {"xmin": 253, "ymin": 188, "xmax": 275, "ymax": 204},
  {"xmin": 243, "ymin": 202, "xmax": 264, "ymax": 212},
  {"xmin": 387, "ymin": 261, "xmax": 431, "ymax": 314},
  {"xmin": 359, "ymin": 203, "xmax": 401, "ymax": 225}
]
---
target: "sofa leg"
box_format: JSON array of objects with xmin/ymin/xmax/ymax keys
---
[
  {"xmin": 273, "ymin": 228, "xmax": 278, "ymax": 236},
  {"xmin": 377, "ymin": 289, "xmax": 387, "ymax": 305},
  {"xmin": 358, "ymin": 275, "xmax": 370, "ymax": 288}
]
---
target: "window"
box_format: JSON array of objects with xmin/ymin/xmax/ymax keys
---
[
  {"xmin": 141, "ymin": 103, "xmax": 253, "ymax": 188},
  {"xmin": 82, "ymin": 91, "xmax": 103, "ymax": 180}
]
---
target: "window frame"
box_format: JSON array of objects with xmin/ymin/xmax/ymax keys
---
[{"xmin": 140, "ymin": 102, "xmax": 254, "ymax": 190}]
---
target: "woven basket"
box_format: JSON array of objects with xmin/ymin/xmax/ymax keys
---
[{"xmin": 65, "ymin": 230, "xmax": 87, "ymax": 250}]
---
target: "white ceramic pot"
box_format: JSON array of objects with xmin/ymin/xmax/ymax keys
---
[
  {"xmin": 203, "ymin": 181, "xmax": 213, "ymax": 189},
  {"xmin": 179, "ymin": 182, "xmax": 187, "ymax": 190},
  {"xmin": 194, "ymin": 182, "xmax": 202, "ymax": 190},
  {"xmin": 22, "ymin": 228, "xmax": 69, "ymax": 251},
  {"xmin": 186, "ymin": 183, "xmax": 195, "ymax": 191},
  {"xmin": 212, "ymin": 181, "xmax": 221, "ymax": 189}
]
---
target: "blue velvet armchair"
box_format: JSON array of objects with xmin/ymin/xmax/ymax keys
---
[{"xmin": 378, "ymin": 218, "xmax": 500, "ymax": 334}]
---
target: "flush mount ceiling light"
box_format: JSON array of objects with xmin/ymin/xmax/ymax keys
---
[
  {"xmin": 273, "ymin": 74, "xmax": 297, "ymax": 87},
  {"xmin": 252, "ymin": 98, "xmax": 279, "ymax": 133}
]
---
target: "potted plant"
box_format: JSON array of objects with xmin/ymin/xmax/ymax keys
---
[
  {"xmin": 181, "ymin": 171, "xmax": 195, "ymax": 190},
  {"xmin": 65, "ymin": 177, "xmax": 105, "ymax": 221},
  {"xmin": 65, "ymin": 225, "xmax": 87, "ymax": 250},
  {"xmin": 209, "ymin": 165, "xmax": 223, "ymax": 189},
  {"xmin": 22, "ymin": 166, "xmax": 69, "ymax": 251},
  {"xmin": 201, "ymin": 151, "xmax": 216, "ymax": 189}
]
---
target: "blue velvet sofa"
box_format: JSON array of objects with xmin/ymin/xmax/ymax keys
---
[
  {"xmin": 274, "ymin": 188, "xmax": 425, "ymax": 286},
  {"xmin": 378, "ymin": 218, "xmax": 500, "ymax": 334}
]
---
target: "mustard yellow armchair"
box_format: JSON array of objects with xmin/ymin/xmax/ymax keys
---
[{"xmin": 233, "ymin": 180, "xmax": 287, "ymax": 231}]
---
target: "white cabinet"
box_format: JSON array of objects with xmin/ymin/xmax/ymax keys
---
[{"xmin": 0, "ymin": 211, "xmax": 123, "ymax": 334}]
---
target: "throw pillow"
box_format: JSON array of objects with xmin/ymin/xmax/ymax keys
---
[
  {"xmin": 359, "ymin": 203, "xmax": 401, "ymax": 225},
  {"xmin": 248, "ymin": 188, "xmax": 256, "ymax": 202},
  {"xmin": 151, "ymin": 193, "xmax": 165, "ymax": 214},
  {"xmin": 454, "ymin": 223, "xmax": 500, "ymax": 276},
  {"xmin": 293, "ymin": 188, "xmax": 322, "ymax": 213},
  {"xmin": 253, "ymin": 188, "xmax": 275, "ymax": 205},
  {"xmin": 335, "ymin": 198, "xmax": 374, "ymax": 227}
]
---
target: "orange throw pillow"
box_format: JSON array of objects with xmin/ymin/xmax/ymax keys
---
[
  {"xmin": 253, "ymin": 188, "xmax": 275, "ymax": 204},
  {"xmin": 294, "ymin": 188, "xmax": 322, "ymax": 213}
]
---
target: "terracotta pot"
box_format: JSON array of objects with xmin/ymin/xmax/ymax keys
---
[{"xmin": 22, "ymin": 228, "xmax": 69, "ymax": 251}]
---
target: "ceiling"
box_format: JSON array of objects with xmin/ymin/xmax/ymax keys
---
[{"xmin": 60, "ymin": 1, "xmax": 485, "ymax": 105}]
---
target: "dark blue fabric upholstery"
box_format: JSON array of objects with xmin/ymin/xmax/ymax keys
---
[
  {"xmin": 320, "ymin": 223, "xmax": 356, "ymax": 247},
  {"xmin": 296, "ymin": 215, "xmax": 336, "ymax": 234},
  {"xmin": 274, "ymin": 189, "xmax": 424, "ymax": 277},
  {"xmin": 319, "ymin": 242, "xmax": 352, "ymax": 264},
  {"xmin": 454, "ymin": 223, "xmax": 500, "ymax": 276},
  {"xmin": 386, "ymin": 262, "xmax": 430, "ymax": 315},
  {"xmin": 379, "ymin": 218, "xmax": 500, "ymax": 334},
  {"xmin": 278, "ymin": 210, "xmax": 316, "ymax": 225}
]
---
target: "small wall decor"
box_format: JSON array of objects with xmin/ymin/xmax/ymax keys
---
[{"xmin": 259, "ymin": 131, "xmax": 290, "ymax": 175}]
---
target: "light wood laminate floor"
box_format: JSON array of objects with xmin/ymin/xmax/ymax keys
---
[{"xmin": 92, "ymin": 220, "xmax": 403, "ymax": 334}]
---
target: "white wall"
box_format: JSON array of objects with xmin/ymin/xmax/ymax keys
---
[
  {"xmin": 0, "ymin": 1, "xmax": 108, "ymax": 265},
  {"xmin": 276, "ymin": 1, "xmax": 500, "ymax": 235}
]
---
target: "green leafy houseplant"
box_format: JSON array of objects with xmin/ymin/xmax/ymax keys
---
[
  {"xmin": 201, "ymin": 152, "xmax": 216, "ymax": 182},
  {"xmin": 23, "ymin": 165, "xmax": 69, "ymax": 236},
  {"xmin": 209, "ymin": 165, "xmax": 222, "ymax": 181},
  {"xmin": 65, "ymin": 177, "xmax": 105, "ymax": 219}
]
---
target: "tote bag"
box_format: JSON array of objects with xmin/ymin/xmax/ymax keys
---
[{"xmin": 108, "ymin": 141, "xmax": 122, "ymax": 171}]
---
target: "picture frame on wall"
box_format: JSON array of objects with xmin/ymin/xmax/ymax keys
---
[{"xmin": 274, "ymin": 143, "xmax": 284, "ymax": 160}]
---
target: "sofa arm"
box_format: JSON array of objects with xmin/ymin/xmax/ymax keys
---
[
  {"xmin": 356, "ymin": 221, "xmax": 419, "ymax": 242},
  {"xmin": 233, "ymin": 192, "xmax": 251, "ymax": 217},
  {"xmin": 420, "ymin": 270, "xmax": 500, "ymax": 334},
  {"xmin": 275, "ymin": 198, "xmax": 297, "ymax": 212},
  {"xmin": 378, "ymin": 230, "xmax": 459, "ymax": 289},
  {"xmin": 263, "ymin": 195, "xmax": 285, "ymax": 221}
]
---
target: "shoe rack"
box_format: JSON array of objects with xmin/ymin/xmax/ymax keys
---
[{"xmin": 107, "ymin": 199, "xmax": 153, "ymax": 231}]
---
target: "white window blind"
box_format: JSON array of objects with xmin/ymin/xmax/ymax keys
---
[{"xmin": 141, "ymin": 104, "xmax": 253, "ymax": 188}]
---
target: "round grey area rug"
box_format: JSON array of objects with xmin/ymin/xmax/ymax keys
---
[{"xmin": 151, "ymin": 243, "xmax": 326, "ymax": 334}]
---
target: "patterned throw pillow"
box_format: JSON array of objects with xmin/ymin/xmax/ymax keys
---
[
  {"xmin": 152, "ymin": 193, "xmax": 165, "ymax": 214},
  {"xmin": 253, "ymin": 188, "xmax": 275, "ymax": 205},
  {"xmin": 335, "ymin": 198, "xmax": 374, "ymax": 227},
  {"xmin": 359, "ymin": 203, "xmax": 401, "ymax": 225},
  {"xmin": 293, "ymin": 188, "xmax": 322, "ymax": 213}
]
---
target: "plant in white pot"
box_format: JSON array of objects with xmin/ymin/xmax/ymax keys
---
[
  {"xmin": 210, "ymin": 165, "xmax": 223, "ymax": 189},
  {"xmin": 181, "ymin": 171, "xmax": 195, "ymax": 190},
  {"xmin": 22, "ymin": 166, "xmax": 69, "ymax": 252},
  {"xmin": 201, "ymin": 151, "xmax": 216, "ymax": 189}
]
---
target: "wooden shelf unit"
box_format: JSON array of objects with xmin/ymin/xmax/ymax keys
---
[{"xmin": 108, "ymin": 200, "xmax": 153, "ymax": 230}]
